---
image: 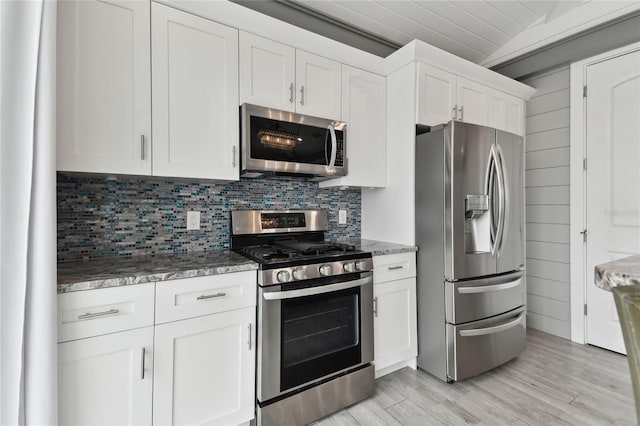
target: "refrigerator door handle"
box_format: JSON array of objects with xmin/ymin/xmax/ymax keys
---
[
  {"xmin": 458, "ymin": 310, "xmax": 525, "ymax": 337},
  {"xmin": 495, "ymin": 144, "xmax": 510, "ymax": 256},
  {"xmin": 493, "ymin": 146, "xmax": 505, "ymax": 258},
  {"xmin": 485, "ymin": 145, "xmax": 499, "ymax": 256}
]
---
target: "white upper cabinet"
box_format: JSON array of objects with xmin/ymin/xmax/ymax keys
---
[
  {"xmin": 239, "ymin": 32, "xmax": 341, "ymax": 119},
  {"xmin": 239, "ymin": 32, "xmax": 296, "ymax": 111},
  {"xmin": 152, "ymin": 3, "xmax": 239, "ymax": 180},
  {"xmin": 321, "ymin": 65, "xmax": 386, "ymax": 188},
  {"xmin": 416, "ymin": 63, "xmax": 457, "ymax": 126},
  {"xmin": 57, "ymin": 0, "xmax": 151, "ymax": 175},
  {"xmin": 295, "ymin": 50, "xmax": 342, "ymax": 119},
  {"xmin": 416, "ymin": 62, "xmax": 526, "ymax": 136}
]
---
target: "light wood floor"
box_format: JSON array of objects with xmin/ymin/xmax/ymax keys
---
[{"xmin": 313, "ymin": 329, "xmax": 635, "ymax": 425}]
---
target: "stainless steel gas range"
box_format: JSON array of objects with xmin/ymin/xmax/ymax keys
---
[{"xmin": 231, "ymin": 210, "xmax": 374, "ymax": 426}]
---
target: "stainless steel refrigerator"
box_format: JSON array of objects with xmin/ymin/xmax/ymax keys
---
[{"xmin": 416, "ymin": 120, "xmax": 526, "ymax": 382}]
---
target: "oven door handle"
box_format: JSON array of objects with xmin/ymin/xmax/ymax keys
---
[{"xmin": 262, "ymin": 274, "xmax": 373, "ymax": 301}]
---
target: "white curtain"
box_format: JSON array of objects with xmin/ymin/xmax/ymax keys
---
[{"xmin": 1, "ymin": 0, "xmax": 58, "ymax": 425}]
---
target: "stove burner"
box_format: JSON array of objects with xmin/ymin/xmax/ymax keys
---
[{"xmin": 238, "ymin": 241, "xmax": 357, "ymax": 265}]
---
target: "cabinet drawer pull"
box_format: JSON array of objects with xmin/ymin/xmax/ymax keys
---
[
  {"xmin": 248, "ymin": 323, "xmax": 252, "ymax": 350},
  {"xmin": 140, "ymin": 135, "xmax": 145, "ymax": 160},
  {"xmin": 452, "ymin": 106, "xmax": 457, "ymax": 120},
  {"xmin": 140, "ymin": 347, "xmax": 146, "ymax": 380},
  {"xmin": 77, "ymin": 308, "xmax": 120, "ymax": 320},
  {"xmin": 196, "ymin": 292, "xmax": 226, "ymax": 301},
  {"xmin": 459, "ymin": 106, "xmax": 464, "ymax": 121},
  {"xmin": 231, "ymin": 146, "xmax": 236, "ymax": 167},
  {"xmin": 289, "ymin": 82, "xmax": 294, "ymax": 104},
  {"xmin": 300, "ymin": 85, "xmax": 305, "ymax": 106},
  {"xmin": 387, "ymin": 265, "xmax": 403, "ymax": 270},
  {"xmin": 373, "ymin": 297, "xmax": 378, "ymax": 317}
]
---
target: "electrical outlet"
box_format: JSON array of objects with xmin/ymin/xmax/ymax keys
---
[
  {"xmin": 338, "ymin": 209, "xmax": 347, "ymax": 225},
  {"xmin": 186, "ymin": 211, "xmax": 201, "ymax": 230}
]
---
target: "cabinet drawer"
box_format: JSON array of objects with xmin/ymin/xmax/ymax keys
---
[
  {"xmin": 58, "ymin": 283, "xmax": 155, "ymax": 343},
  {"xmin": 155, "ymin": 271, "xmax": 257, "ymax": 324},
  {"xmin": 373, "ymin": 252, "xmax": 416, "ymax": 284}
]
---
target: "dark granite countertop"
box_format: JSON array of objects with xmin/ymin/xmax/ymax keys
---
[
  {"xmin": 595, "ymin": 254, "xmax": 640, "ymax": 291},
  {"xmin": 57, "ymin": 239, "xmax": 416, "ymax": 294},
  {"xmin": 57, "ymin": 250, "xmax": 258, "ymax": 293}
]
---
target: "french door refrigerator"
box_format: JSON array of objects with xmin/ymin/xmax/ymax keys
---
[{"xmin": 416, "ymin": 120, "xmax": 526, "ymax": 382}]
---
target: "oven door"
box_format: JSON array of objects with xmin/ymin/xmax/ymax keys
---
[{"xmin": 257, "ymin": 272, "xmax": 373, "ymax": 403}]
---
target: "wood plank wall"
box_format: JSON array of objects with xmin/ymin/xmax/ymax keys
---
[{"xmin": 521, "ymin": 67, "xmax": 571, "ymax": 339}]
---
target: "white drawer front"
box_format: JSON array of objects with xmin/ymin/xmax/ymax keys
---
[
  {"xmin": 58, "ymin": 283, "xmax": 155, "ymax": 343},
  {"xmin": 373, "ymin": 252, "xmax": 417, "ymax": 284},
  {"xmin": 155, "ymin": 271, "xmax": 257, "ymax": 324}
]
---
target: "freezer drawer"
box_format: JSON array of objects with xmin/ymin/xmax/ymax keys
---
[
  {"xmin": 445, "ymin": 271, "xmax": 525, "ymax": 324},
  {"xmin": 446, "ymin": 306, "xmax": 525, "ymax": 381}
]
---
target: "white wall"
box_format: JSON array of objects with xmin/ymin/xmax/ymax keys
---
[{"xmin": 521, "ymin": 67, "xmax": 571, "ymax": 339}]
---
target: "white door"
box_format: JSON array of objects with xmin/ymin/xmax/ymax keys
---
[
  {"xmin": 456, "ymin": 77, "xmax": 486, "ymax": 126},
  {"xmin": 321, "ymin": 65, "xmax": 386, "ymax": 188},
  {"xmin": 239, "ymin": 32, "xmax": 296, "ymax": 111},
  {"xmin": 374, "ymin": 277, "xmax": 417, "ymax": 373},
  {"xmin": 58, "ymin": 327, "xmax": 154, "ymax": 425},
  {"xmin": 57, "ymin": 0, "xmax": 151, "ymax": 175},
  {"xmin": 153, "ymin": 307, "xmax": 256, "ymax": 426},
  {"xmin": 416, "ymin": 63, "xmax": 457, "ymax": 126},
  {"xmin": 295, "ymin": 50, "xmax": 341, "ymax": 119},
  {"xmin": 585, "ymin": 49, "xmax": 640, "ymax": 354},
  {"xmin": 152, "ymin": 3, "xmax": 239, "ymax": 180}
]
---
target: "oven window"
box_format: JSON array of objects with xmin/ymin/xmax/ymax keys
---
[{"xmin": 280, "ymin": 286, "xmax": 361, "ymax": 391}]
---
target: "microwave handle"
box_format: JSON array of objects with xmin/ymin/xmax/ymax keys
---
[{"xmin": 328, "ymin": 124, "xmax": 337, "ymax": 169}]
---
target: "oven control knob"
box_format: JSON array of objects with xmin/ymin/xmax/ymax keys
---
[
  {"xmin": 343, "ymin": 262, "xmax": 356, "ymax": 273},
  {"xmin": 292, "ymin": 268, "xmax": 305, "ymax": 280},
  {"xmin": 355, "ymin": 260, "xmax": 368, "ymax": 271},
  {"xmin": 318, "ymin": 264, "xmax": 331, "ymax": 277},
  {"xmin": 276, "ymin": 270, "xmax": 291, "ymax": 283}
]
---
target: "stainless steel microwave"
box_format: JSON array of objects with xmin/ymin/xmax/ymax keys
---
[{"xmin": 240, "ymin": 103, "xmax": 347, "ymax": 180}]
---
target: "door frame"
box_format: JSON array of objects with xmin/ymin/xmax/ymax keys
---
[{"xmin": 569, "ymin": 42, "xmax": 640, "ymax": 345}]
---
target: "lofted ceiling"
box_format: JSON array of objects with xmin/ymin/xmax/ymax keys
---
[
  {"xmin": 287, "ymin": 0, "xmax": 586, "ymax": 63},
  {"xmin": 234, "ymin": 0, "xmax": 640, "ymax": 67}
]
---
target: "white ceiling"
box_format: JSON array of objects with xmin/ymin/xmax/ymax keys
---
[
  {"xmin": 273, "ymin": 0, "xmax": 640, "ymax": 66},
  {"xmin": 289, "ymin": 0, "xmax": 587, "ymax": 64}
]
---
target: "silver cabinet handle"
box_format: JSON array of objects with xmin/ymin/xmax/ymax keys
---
[
  {"xmin": 77, "ymin": 308, "xmax": 120, "ymax": 320},
  {"xmin": 452, "ymin": 106, "xmax": 457, "ymax": 120},
  {"xmin": 140, "ymin": 347, "xmax": 146, "ymax": 379},
  {"xmin": 248, "ymin": 324, "xmax": 252, "ymax": 350},
  {"xmin": 373, "ymin": 297, "xmax": 378, "ymax": 317},
  {"xmin": 140, "ymin": 135, "xmax": 145, "ymax": 160},
  {"xmin": 459, "ymin": 311, "xmax": 525, "ymax": 337},
  {"xmin": 263, "ymin": 274, "xmax": 373, "ymax": 300},
  {"xmin": 289, "ymin": 83, "xmax": 294, "ymax": 104},
  {"xmin": 458, "ymin": 106, "xmax": 464, "ymax": 121},
  {"xmin": 231, "ymin": 146, "xmax": 236, "ymax": 167},
  {"xmin": 300, "ymin": 85, "xmax": 305, "ymax": 106},
  {"xmin": 387, "ymin": 265, "xmax": 403, "ymax": 270},
  {"xmin": 457, "ymin": 277, "xmax": 523, "ymax": 294},
  {"xmin": 196, "ymin": 292, "xmax": 226, "ymax": 301}
]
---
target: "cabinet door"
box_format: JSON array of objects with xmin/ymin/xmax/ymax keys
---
[
  {"xmin": 295, "ymin": 50, "xmax": 341, "ymax": 119},
  {"xmin": 153, "ymin": 307, "xmax": 256, "ymax": 426},
  {"xmin": 416, "ymin": 63, "xmax": 457, "ymax": 126},
  {"xmin": 321, "ymin": 66, "xmax": 386, "ymax": 188},
  {"xmin": 57, "ymin": 0, "xmax": 151, "ymax": 175},
  {"xmin": 504, "ymin": 93, "xmax": 524, "ymax": 135},
  {"xmin": 239, "ymin": 32, "xmax": 296, "ymax": 111},
  {"xmin": 58, "ymin": 327, "xmax": 153, "ymax": 426},
  {"xmin": 456, "ymin": 76, "xmax": 487, "ymax": 126},
  {"xmin": 484, "ymin": 88, "xmax": 525, "ymax": 136},
  {"xmin": 373, "ymin": 277, "xmax": 418, "ymax": 372},
  {"xmin": 152, "ymin": 3, "xmax": 239, "ymax": 180}
]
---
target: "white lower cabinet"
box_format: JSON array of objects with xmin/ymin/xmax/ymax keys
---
[
  {"xmin": 153, "ymin": 307, "xmax": 256, "ymax": 426},
  {"xmin": 372, "ymin": 252, "xmax": 418, "ymax": 377},
  {"xmin": 58, "ymin": 327, "xmax": 154, "ymax": 426},
  {"xmin": 57, "ymin": 271, "xmax": 257, "ymax": 426}
]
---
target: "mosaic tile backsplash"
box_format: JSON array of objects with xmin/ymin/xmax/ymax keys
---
[{"xmin": 57, "ymin": 173, "xmax": 361, "ymax": 262}]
